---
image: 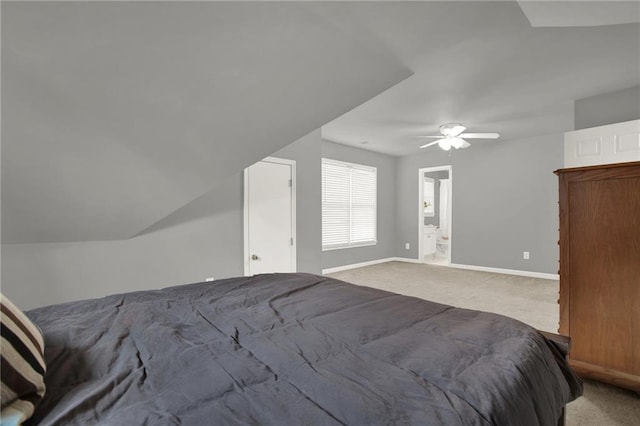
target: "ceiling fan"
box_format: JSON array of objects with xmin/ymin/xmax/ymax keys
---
[{"xmin": 418, "ymin": 123, "xmax": 499, "ymax": 150}]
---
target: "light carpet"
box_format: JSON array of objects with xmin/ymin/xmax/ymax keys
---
[{"xmin": 327, "ymin": 261, "xmax": 639, "ymax": 426}]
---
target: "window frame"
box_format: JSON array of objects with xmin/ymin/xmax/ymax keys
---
[{"xmin": 321, "ymin": 158, "xmax": 377, "ymax": 251}]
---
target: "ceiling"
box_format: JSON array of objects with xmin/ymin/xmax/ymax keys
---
[
  {"xmin": 518, "ymin": 1, "xmax": 640, "ymax": 27},
  {"xmin": 2, "ymin": 1, "xmax": 639, "ymax": 244},
  {"xmin": 321, "ymin": 1, "xmax": 640, "ymax": 156},
  {"xmin": 1, "ymin": 1, "xmax": 410, "ymax": 243}
]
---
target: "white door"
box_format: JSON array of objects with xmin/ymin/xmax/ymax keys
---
[{"xmin": 244, "ymin": 158, "xmax": 296, "ymax": 275}]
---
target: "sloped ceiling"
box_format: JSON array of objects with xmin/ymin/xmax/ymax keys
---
[
  {"xmin": 319, "ymin": 1, "xmax": 640, "ymax": 155},
  {"xmin": 4, "ymin": 1, "xmax": 639, "ymax": 245},
  {"xmin": 1, "ymin": 2, "xmax": 411, "ymax": 243}
]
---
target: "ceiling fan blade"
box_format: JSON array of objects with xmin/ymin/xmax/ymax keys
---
[
  {"xmin": 459, "ymin": 132, "xmax": 500, "ymax": 139},
  {"xmin": 459, "ymin": 140, "xmax": 471, "ymax": 149},
  {"xmin": 419, "ymin": 140, "xmax": 441, "ymax": 149}
]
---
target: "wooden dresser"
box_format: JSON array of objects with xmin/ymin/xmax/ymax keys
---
[{"xmin": 555, "ymin": 161, "xmax": 640, "ymax": 393}]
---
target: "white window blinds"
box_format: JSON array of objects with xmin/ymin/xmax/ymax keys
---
[{"xmin": 322, "ymin": 159, "xmax": 377, "ymax": 250}]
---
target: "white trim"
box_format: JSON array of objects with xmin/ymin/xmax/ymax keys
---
[
  {"xmin": 322, "ymin": 257, "xmax": 421, "ymax": 274},
  {"xmin": 322, "ymin": 257, "xmax": 558, "ymax": 280},
  {"xmin": 449, "ymin": 263, "xmax": 559, "ymax": 280},
  {"xmin": 243, "ymin": 168, "xmax": 249, "ymax": 275},
  {"xmin": 322, "ymin": 257, "xmax": 396, "ymax": 274},
  {"xmin": 244, "ymin": 157, "xmax": 297, "ymax": 276},
  {"xmin": 564, "ymin": 119, "xmax": 640, "ymax": 168},
  {"xmin": 418, "ymin": 165, "xmax": 452, "ymax": 265},
  {"xmin": 322, "ymin": 241, "xmax": 377, "ymax": 251},
  {"xmin": 391, "ymin": 257, "xmax": 424, "ymax": 264}
]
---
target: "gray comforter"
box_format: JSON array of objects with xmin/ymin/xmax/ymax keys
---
[{"xmin": 27, "ymin": 273, "xmax": 582, "ymax": 425}]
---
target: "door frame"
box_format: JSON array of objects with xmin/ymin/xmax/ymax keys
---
[
  {"xmin": 418, "ymin": 165, "xmax": 452, "ymax": 265},
  {"xmin": 243, "ymin": 156, "xmax": 297, "ymax": 276}
]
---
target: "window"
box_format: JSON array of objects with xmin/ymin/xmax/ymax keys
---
[{"xmin": 322, "ymin": 158, "xmax": 377, "ymax": 250}]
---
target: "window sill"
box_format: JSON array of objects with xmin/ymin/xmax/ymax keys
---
[{"xmin": 322, "ymin": 241, "xmax": 377, "ymax": 252}]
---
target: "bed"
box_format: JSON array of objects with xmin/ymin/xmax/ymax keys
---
[{"xmin": 9, "ymin": 273, "xmax": 582, "ymax": 425}]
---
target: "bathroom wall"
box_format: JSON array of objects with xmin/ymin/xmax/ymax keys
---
[{"xmin": 423, "ymin": 170, "xmax": 449, "ymax": 227}]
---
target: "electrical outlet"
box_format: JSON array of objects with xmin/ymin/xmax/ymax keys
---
[
  {"xmin": 523, "ymin": 252, "xmax": 530, "ymax": 260},
  {"xmin": 405, "ymin": 243, "xmax": 410, "ymax": 250},
  {"xmin": 205, "ymin": 277, "xmax": 215, "ymax": 282}
]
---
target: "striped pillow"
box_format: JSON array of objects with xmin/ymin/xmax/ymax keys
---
[{"xmin": 1, "ymin": 294, "xmax": 46, "ymax": 425}]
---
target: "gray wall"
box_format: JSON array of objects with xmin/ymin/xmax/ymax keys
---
[
  {"xmin": 321, "ymin": 140, "xmax": 397, "ymax": 270},
  {"xmin": 396, "ymin": 149, "xmax": 451, "ymax": 258},
  {"xmin": 575, "ymin": 85, "xmax": 640, "ymax": 130},
  {"xmin": 11, "ymin": 82, "xmax": 635, "ymax": 309},
  {"xmin": 1, "ymin": 130, "xmax": 322, "ymax": 310},
  {"xmin": 396, "ymin": 133, "xmax": 564, "ymax": 275}
]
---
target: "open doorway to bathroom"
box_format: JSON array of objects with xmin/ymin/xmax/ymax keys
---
[{"xmin": 418, "ymin": 166, "xmax": 452, "ymax": 266}]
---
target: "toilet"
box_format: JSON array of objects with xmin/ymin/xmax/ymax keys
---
[{"xmin": 436, "ymin": 227, "xmax": 449, "ymax": 255}]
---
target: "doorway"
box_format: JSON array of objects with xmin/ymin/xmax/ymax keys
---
[
  {"xmin": 418, "ymin": 166, "xmax": 452, "ymax": 266},
  {"xmin": 244, "ymin": 157, "xmax": 296, "ymax": 275}
]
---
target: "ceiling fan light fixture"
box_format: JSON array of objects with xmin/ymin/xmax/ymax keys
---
[
  {"xmin": 417, "ymin": 123, "xmax": 499, "ymax": 151},
  {"xmin": 438, "ymin": 138, "xmax": 452, "ymax": 150},
  {"xmin": 450, "ymin": 137, "xmax": 465, "ymax": 149}
]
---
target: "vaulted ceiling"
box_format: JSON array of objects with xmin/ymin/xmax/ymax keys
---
[
  {"xmin": 1, "ymin": 2, "xmax": 410, "ymax": 243},
  {"xmin": 2, "ymin": 1, "xmax": 639, "ymax": 244},
  {"xmin": 321, "ymin": 1, "xmax": 640, "ymax": 155}
]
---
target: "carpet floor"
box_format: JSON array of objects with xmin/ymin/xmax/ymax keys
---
[{"xmin": 327, "ymin": 261, "xmax": 639, "ymax": 426}]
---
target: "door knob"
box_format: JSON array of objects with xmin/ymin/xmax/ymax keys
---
[{"xmin": 251, "ymin": 254, "xmax": 259, "ymax": 260}]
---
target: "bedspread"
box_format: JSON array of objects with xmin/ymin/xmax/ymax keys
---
[{"xmin": 26, "ymin": 273, "xmax": 582, "ymax": 425}]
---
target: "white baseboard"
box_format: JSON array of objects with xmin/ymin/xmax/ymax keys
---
[
  {"xmin": 322, "ymin": 258, "xmax": 396, "ymax": 274},
  {"xmin": 449, "ymin": 263, "xmax": 559, "ymax": 280},
  {"xmin": 322, "ymin": 257, "xmax": 422, "ymax": 274},
  {"xmin": 323, "ymin": 257, "xmax": 559, "ymax": 280},
  {"xmin": 390, "ymin": 257, "xmax": 423, "ymax": 264}
]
